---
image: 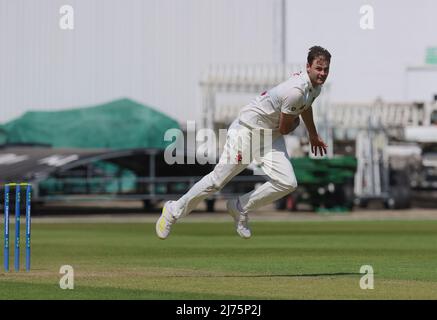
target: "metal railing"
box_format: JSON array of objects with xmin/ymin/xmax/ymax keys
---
[{"xmin": 35, "ymin": 175, "xmax": 268, "ymax": 202}]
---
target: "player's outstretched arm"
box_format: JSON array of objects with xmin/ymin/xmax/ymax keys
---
[{"xmin": 301, "ymin": 107, "xmax": 328, "ymax": 156}]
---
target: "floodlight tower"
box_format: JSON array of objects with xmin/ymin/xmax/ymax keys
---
[{"xmin": 273, "ymin": 0, "xmax": 287, "ymax": 76}]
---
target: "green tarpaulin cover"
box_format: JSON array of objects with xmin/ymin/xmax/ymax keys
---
[{"xmin": 0, "ymin": 98, "xmax": 180, "ymax": 149}]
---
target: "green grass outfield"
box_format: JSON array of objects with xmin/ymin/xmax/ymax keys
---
[{"xmin": 1, "ymin": 220, "xmax": 437, "ymax": 299}]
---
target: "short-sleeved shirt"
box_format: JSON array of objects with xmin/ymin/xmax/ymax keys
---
[{"xmin": 238, "ymin": 71, "xmax": 322, "ymax": 130}]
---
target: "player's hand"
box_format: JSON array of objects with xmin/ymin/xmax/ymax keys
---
[{"xmin": 309, "ymin": 135, "xmax": 328, "ymax": 156}]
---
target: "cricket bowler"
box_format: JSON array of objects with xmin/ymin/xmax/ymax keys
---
[{"xmin": 157, "ymin": 46, "xmax": 330, "ymax": 239}]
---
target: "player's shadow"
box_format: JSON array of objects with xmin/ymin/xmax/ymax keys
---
[
  {"xmin": 234, "ymin": 272, "xmax": 363, "ymax": 278},
  {"xmin": 171, "ymin": 272, "xmax": 364, "ymax": 278}
]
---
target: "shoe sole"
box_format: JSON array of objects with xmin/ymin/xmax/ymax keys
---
[{"xmin": 156, "ymin": 206, "xmax": 169, "ymax": 240}]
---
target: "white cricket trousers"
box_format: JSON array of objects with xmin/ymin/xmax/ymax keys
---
[{"xmin": 171, "ymin": 119, "xmax": 298, "ymax": 219}]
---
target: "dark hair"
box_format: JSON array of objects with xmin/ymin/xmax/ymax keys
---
[{"xmin": 307, "ymin": 46, "xmax": 331, "ymax": 65}]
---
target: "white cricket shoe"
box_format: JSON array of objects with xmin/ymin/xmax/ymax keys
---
[
  {"xmin": 227, "ymin": 198, "xmax": 251, "ymax": 239},
  {"xmin": 156, "ymin": 201, "xmax": 177, "ymax": 239}
]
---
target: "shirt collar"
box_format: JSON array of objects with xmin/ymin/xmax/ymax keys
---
[{"xmin": 303, "ymin": 71, "xmax": 321, "ymax": 91}]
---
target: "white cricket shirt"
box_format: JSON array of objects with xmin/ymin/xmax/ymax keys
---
[{"xmin": 238, "ymin": 71, "xmax": 322, "ymax": 130}]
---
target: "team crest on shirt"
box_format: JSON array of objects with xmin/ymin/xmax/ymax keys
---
[{"xmin": 236, "ymin": 152, "xmax": 242, "ymax": 163}]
